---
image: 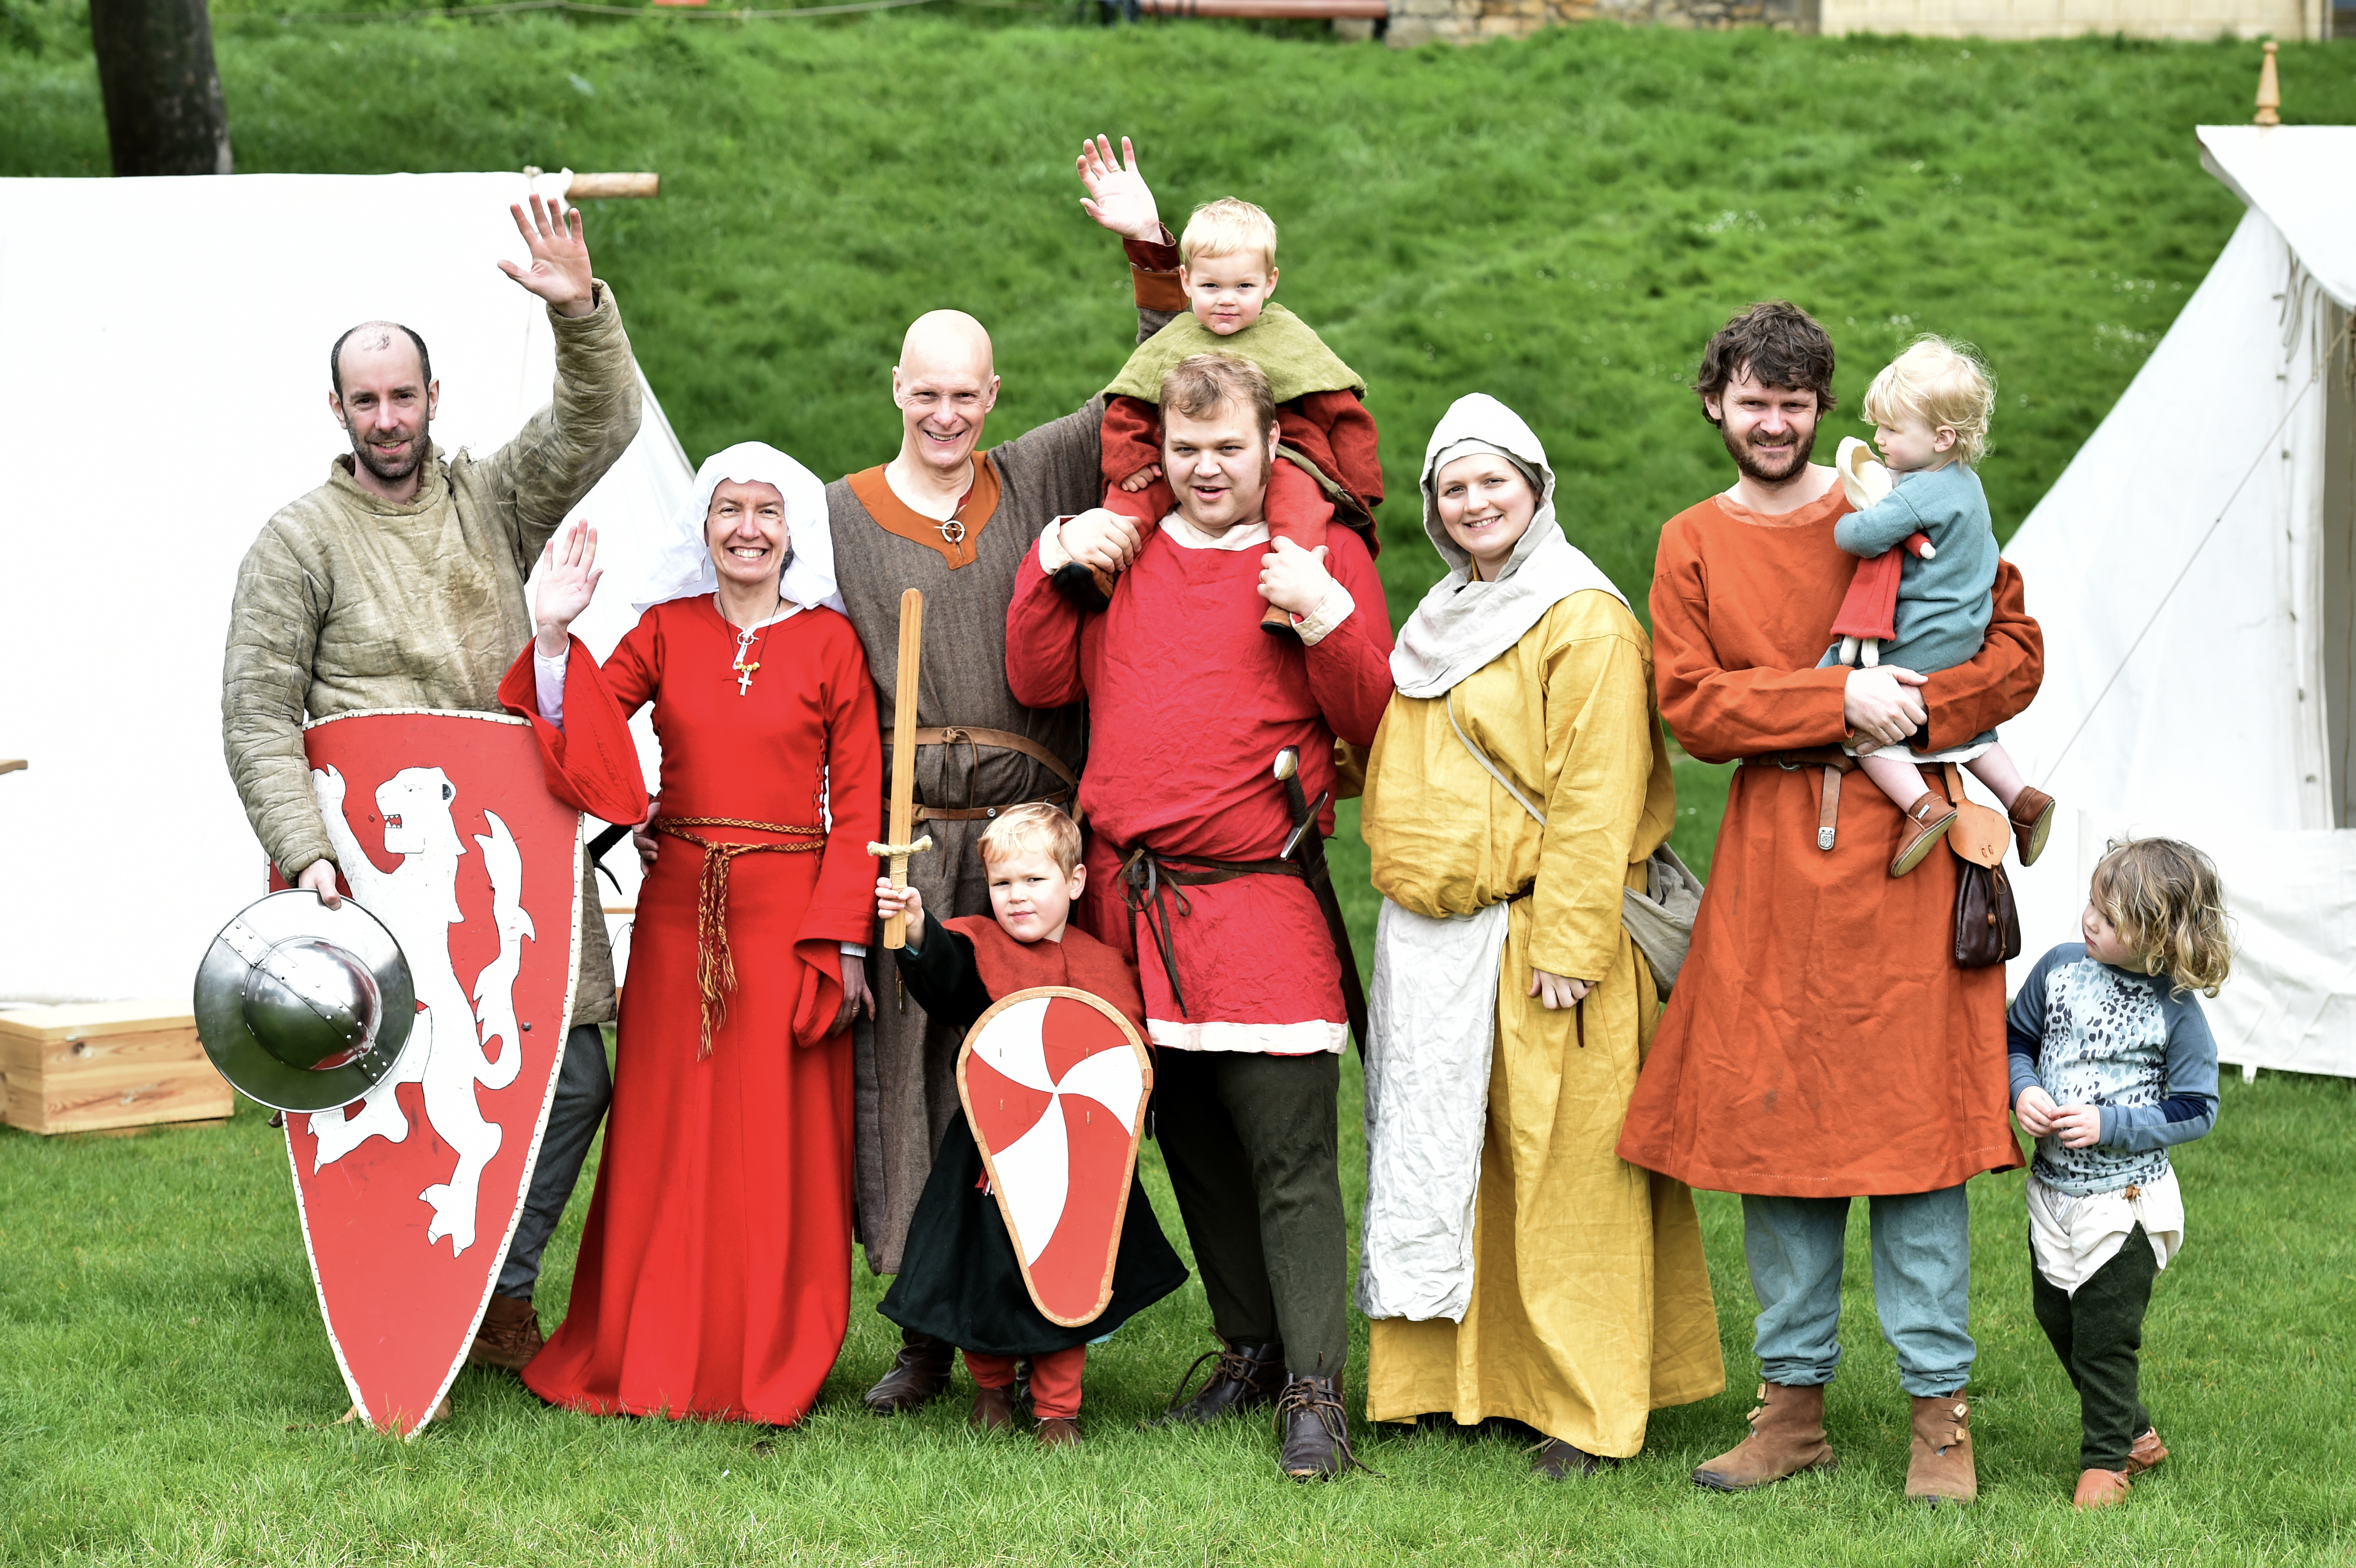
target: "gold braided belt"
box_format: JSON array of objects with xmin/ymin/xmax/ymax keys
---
[{"xmin": 653, "ymin": 816, "xmax": 825, "ymax": 1057}]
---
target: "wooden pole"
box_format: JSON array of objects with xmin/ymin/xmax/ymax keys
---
[
  {"xmin": 87, "ymin": 0, "xmax": 233, "ymax": 176},
  {"xmin": 2255, "ymin": 41, "xmax": 2282, "ymax": 127},
  {"xmin": 873, "ymin": 590, "xmax": 928, "ymax": 950}
]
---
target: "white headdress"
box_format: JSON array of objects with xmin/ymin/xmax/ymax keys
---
[
  {"xmin": 1389, "ymin": 393, "xmax": 1627, "ymax": 699},
  {"xmin": 631, "ymin": 441, "xmax": 842, "ymax": 615}
]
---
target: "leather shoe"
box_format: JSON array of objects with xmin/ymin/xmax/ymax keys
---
[
  {"xmin": 1035, "ymin": 1416, "xmax": 1082, "ymax": 1448},
  {"xmin": 2074, "ymin": 1467, "xmax": 2132, "ymax": 1508},
  {"xmin": 864, "ymin": 1330, "xmax": 955, "ymax": 1415},
  {"xmin": 1532, "ymin": 1438, "xmax": 1620, "ymax": 1479},
  {"xmin": 1275, "ymin": 1373, "xmax": 1367, "ymax": 1481},
  {"xmin": 969, "ymin": 1385, "xmax": 1018, "ymax": 1432},
  {"xmin": 1155, "ymin": 1339, "xmax": 1285, "ymax": 1426},
  {"xmin": 2124, "ymin": 1426, "xmax": 2168, "ymax": 1476},
  {"xmin": 466, "ymin": 1294, "xmax": 544, "ymax": 1372}
]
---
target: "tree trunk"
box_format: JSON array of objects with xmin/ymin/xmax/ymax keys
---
[{"xmin": 87, "ymin": 0, "xmax": 234, "ymax": 176}]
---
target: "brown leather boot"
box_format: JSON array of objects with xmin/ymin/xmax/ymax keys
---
[
  {"xmin": 863, "ymin": 1330, "xmax": 956, "ymax": 1415},
  {"xmin": 1035, "ymin": 1416, "xmax": 1082, "ymax": 1448},
  {"xmin": 1532, "ymin": 1438, "xmax": 1620, "ymax": 1479},
  {"xmin": 1904, "ymin": 1393, "xmax": 1977, "ymax": 1505},
  {"xmin": 1890, "ymin": 792, "xmax": 1960, "ymax": 877},
  {"xmin": 1260, "ymin": 601, "xmax": 1301, "ymax": 640},
  {"xmin": 968, "ymin": 1385, "xmax": 1018, "ymax": 1432},
  {"xmin": 2124, "ymin": 1426, "xmax": 2168, "ymax": 1476},
  {"xmin": 1153, "ymin": 1339, "xmax": 1285, "ymax": 1427},
  {"xmin": 466, "ymin": 1294, "xmax": 544, "ymax": 1372},
  {"xmin": 2074, "ymin": 1467, "xmax": 2132, "ymax": 1508},
  {"xmin": 1274, "ymin": 1374, "xmax": 1367, "ymax": 1481},
  {"xmin": 2009, "ymin": 786, "xmax": 2056, "ymax": 867},
  {"xmin": 1691, "ymin": 1382, "xmax": 1838, "ymax": 1491}
]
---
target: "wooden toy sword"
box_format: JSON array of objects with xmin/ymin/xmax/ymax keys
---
[{"xmin": 866, "ymin": 588, "xmax": 934, "ymax": 949}]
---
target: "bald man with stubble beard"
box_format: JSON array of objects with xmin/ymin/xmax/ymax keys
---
[{"xmin": 821, "ymin": 138, "xmax": 1190, "ymax": 1415}]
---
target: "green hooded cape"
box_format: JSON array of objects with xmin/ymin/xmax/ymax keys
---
[{"xmin": 1104, "ymin": 303, "xmax": 1364, "ymax": 406}]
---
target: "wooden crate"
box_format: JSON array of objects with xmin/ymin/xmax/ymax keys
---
[{"xmin": 0, "ymin": 1002, "xmax": 235, "ymax": 1135}]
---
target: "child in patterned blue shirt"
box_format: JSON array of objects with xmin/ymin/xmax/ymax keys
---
[{"xmin": 2007, "ymin": 838, "xmax": 2231, "ymax": 1511}]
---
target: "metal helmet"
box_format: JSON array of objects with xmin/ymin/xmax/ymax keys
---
[{"xmin": 193, "ymin": 889, "xmax": 416, "ymax": 1112}]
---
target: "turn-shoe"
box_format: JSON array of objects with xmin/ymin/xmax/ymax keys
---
[
  {"xmin": 1260, "ymin": 601, "xmax": 1302, "ymax": 640},
  {"xmin": 1051, "ymin": 562, "xmax": 1115, "ymax": 614},
  {"xmin": 1275, "ymin": 1374, "xmax": 1366, "ymax": 1481},
  {"xmin": 466, "ymin": 1294, "xmax": 544, "ymax": 1372},
  {"xmin": 2074, "ymin": 1467, "xmax": 2133, "ymax": 1508},
  {"xmin": 2124, "ymin": 1426, "xmax": 2168, "ymax": 1476},
  {"xmin": 863, "ymin": 1330, "xmax": 956, "ymax": 1415},
  {"xmin": 1904, "ymin": 1393, "xmax": 1977, "ymax": 1505},
  {"xmin": 1891, "ymin": 792, "xmax": 1961, "ymax": 877},
  {"xmin": 969, "ymin": 1385, "xmax": 1019, "ymax": 1433},
  {"xmin": 1035, "ymin": 1416, "xmax": 1082, "ymax": 1449},
  {"xmin": 1153, "ymin": 1339, "xmax": 1285, "ymax": 1427},
  {"xmin": 1532, "ymin": 1438, "xmax": 1620, "ymax": 1479},
  {"xmin": 1692, "ymin": 1382, "xmax": 1838, "ymax": 1491},
  {"xmin": 2009, "ymin": 786, "xmax": 2057, "ymax": 867}
]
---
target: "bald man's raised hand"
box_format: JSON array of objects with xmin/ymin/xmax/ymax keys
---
[
  {"xmin": 499, "ymin": 194, "xmax": 598, "ymax": 319},
  {"xmin": 1076, "ymin": 136, "xmax": 1163, "ymax": 244}
]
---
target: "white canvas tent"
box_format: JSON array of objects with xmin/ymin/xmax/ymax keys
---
[
  {"xmin": 0, "ymin": 172, "xmax": 691, "ymax": 1005},
  {"xmin": 2002, "ymin": 125, "xmax": 2356, "ymax": 1079}
]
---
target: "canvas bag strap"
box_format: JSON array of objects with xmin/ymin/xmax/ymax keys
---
[{"xmin": 1447, "ymin": 690, "xmax": 1545, "ymax": 827}]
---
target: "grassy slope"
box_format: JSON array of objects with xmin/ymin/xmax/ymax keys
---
[{"xmin": 7, "ymin": 15, "xmax": 2356, "ymax": 1563}]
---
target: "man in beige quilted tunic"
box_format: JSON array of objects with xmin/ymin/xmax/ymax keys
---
[{"xmin": 220, "ymin": 196, "xmax": 642, "ymax": 1375}]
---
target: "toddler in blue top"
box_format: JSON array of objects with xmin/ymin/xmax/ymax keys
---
[
  {"xmin": 1820, "ymin": 337, "xmax": 2058, "ymax": 878},
  {"xmin": 2006, "ymin": 837, "xmax": 2230, "ymax": 1510}
]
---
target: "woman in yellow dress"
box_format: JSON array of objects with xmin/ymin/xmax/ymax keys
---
[{"xmin": 1358, "ymin": 393, "xmax": 1723, "ymax": 1476}]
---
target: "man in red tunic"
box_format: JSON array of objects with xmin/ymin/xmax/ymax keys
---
[
  {"xmin": 1006, "ymin": 353, "xmax": 1394, "ymax": 1481},
  {"xmin": 1616, "ymin": 303, "xmax": 2043, "ymax": 1504}
]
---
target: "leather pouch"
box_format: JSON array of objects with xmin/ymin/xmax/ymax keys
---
[{"xmin": 1944, "ymin": 763, "xmax": 2020, "ymax": 968}]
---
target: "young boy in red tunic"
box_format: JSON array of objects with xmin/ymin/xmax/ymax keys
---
[
  {"xmin": 1071, "ymin": 194, "xmax": 1383, "ymax": 637},
  {"xmin": 872, "ymin": 804, "xmax": 1188, "ymax": 1446}
]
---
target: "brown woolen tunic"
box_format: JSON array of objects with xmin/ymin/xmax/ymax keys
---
[{"xmin": 829, "ymin": 237, "xmax": 1180, "ymax": 1273}]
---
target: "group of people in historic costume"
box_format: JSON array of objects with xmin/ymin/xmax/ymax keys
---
[{"xmin": 219, "ymin": 136, "xmax": 2232, "ymax": 1509}]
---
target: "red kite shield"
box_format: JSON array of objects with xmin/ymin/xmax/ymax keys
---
[
  {"xmin": 281, "ymin": 711, "xmax": 581, "ymax": 1436},
  {"xmin": 957, "ymin": 987, "xmax": 1152, "ymax": 1328}
]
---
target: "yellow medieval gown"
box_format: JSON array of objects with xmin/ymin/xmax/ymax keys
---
[{"xmin": 1360, "ymin": 586, "xmax": 1724, "ymax": 1457}]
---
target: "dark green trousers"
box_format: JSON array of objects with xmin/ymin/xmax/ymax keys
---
[
  {"xmin": 1153, "ymin": 1048, "xmax": 1347, "ymax": 1380},
  {"xmin": 2030, "ymin": 1224, "xmax": 2158, "ymax": 1471}
]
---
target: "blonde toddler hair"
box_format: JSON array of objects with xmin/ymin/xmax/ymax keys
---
[
  {"xmin": 1863, "ymin": 335, "xmax": 1996, "ymax": 466},
  {"xmin": 2090, "ymin": 837, "xmax": 2235, "ymax": 999},
  {"xmin": 1179, "ymin": 197, "xmax": 1278, "ymax": 273},
  {"xmin": 978, "ymin": 802, "xmax": 1083, "ymax": 876}
]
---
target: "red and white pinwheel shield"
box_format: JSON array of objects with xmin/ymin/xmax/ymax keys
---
[{"xmin": 958, "ymin": 987, "xmax": 1153, "ymax": 1328}]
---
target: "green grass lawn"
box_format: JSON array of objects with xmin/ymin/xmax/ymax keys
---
[
  {"xmin": 5, "ymin": 1047, "xmax": 2351, "ymax": 1564},
  {"xmin": 7, "ymin": 11, "xmax": 2356, "ymax": 1562},
  {"xmin": 7, "ymin": 11, "xmax": 2354, "ymax": 615}
]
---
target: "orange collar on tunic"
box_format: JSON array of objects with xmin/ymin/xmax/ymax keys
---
[
  {"xmin": 1712, "ymin": 480, "xmax": 1850, "ymax": 532},
  {"xmin": 846, "ymin": 455, "xmax": 1003, "ymax": 569}
]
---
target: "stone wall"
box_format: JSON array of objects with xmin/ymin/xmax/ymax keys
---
[
  {"xmin": 1368, "ymin": 0, "xmax": 2318, "ymax": 42},
  {"xmin": 1373, "ymin": 0, "xmax": 1812, "ymax": 46}
]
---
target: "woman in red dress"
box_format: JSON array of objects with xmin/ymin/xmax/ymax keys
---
[{"xmin": 506, "ymin": 443, "xmax": 881, "ymax": 1425}]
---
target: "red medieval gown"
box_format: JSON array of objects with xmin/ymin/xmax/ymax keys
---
[{"xmin": 505, "ymin": 597, "xmax": 882, "ymax": 1425}]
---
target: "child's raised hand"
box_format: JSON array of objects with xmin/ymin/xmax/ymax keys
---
[
  {"xmin": 875, "ymin": 878, "xmax": 926, "ymax": 943},
  {"xmin": 1117, "ymin": 463, "xmax": 1161, "ymax": 493},
  {"xmin": 2014, "ymin": 1084, "xmax": 2059, "ymax": 1136},
  {"xmin": 1075, "ymin": 135, "xmax": 1162, "ymax": 243},
  {"xmin": 2050, "ymin": 1103, "xmax": 2104, "ymax": 1150}
]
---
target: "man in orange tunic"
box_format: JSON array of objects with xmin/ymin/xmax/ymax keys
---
[{"xmin": 1616, "ymin": 302, "xmax": 2043, "ymax": 1505}]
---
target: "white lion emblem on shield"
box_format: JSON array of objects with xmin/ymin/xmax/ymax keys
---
[{"xmin": 304, "ymin": 763, "xmax": 532, "ymax": 1257}]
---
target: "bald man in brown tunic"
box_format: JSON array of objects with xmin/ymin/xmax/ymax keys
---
[{"xmin": 837, "ymin": 139, "xmax": 1187, "ymax": 1413}]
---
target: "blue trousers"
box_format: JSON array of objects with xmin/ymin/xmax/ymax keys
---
[
  {"xmin": 1742, "ymin": 1186, "xmax": 1975, "ymax": 1398},
  {"xmin": 495, "ymin": 1023, "xmax": 612, "ymax": 1300}
]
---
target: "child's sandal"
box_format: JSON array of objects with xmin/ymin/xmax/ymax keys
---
[
  {"xmin": 2009, "ymin": 786, "xmax": 2056, "ymax": 867},
  {"xmin": 1889, "ymin": 791, "xmax": 1959, "ymax": 878}
]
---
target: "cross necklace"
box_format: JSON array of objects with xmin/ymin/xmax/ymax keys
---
[{"xmin": 728, "ymin": 593, "xmax": 785, "ymax": 696}]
